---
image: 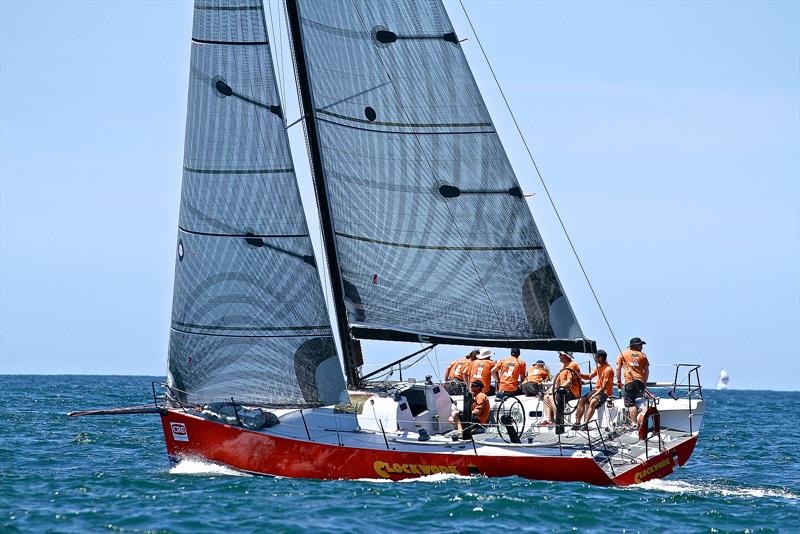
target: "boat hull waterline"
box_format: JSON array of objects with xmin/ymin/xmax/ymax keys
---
[{"xmin": 160, "ymin": 410, "xmax": 697, "ymax": 486}]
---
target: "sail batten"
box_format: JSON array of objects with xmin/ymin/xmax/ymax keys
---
[
  {"xmin": 293, "ymin": 0, "xmax": 592, "ymax": 351},
  {"xmin": 167, "ymin": 0, "xmax": 347, "ymax": 407}
]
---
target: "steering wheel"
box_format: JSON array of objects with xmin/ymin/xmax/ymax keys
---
[
  {"xmin": 496, "ymin": 396, "xmax": 526, "ymax": 443},
  {"xmin": 549, "ymin": 367, "xmax": 582, "ymax": 416}
]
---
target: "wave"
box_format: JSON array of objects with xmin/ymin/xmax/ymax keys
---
[
  {"xmin": 634, "ymin": 479, "xmax": 798, "ymax": 500},
  {"xmin": 168, "ymin": 459, "xmax": 249, "ymax": 477}
]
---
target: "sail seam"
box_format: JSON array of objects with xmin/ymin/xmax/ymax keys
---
[
  {"xmin": 172, "ymin": 323, "xmax": 331, "ymax": 333},
  {"xmin": 335, "ymin": 231, "xmax": 542, "ymax": 251},
  {"xmin": 191, "ymin": 38, "xmax": 269, "ymax": 46},
  {"xmin": 177, "ymin": 227, "xmax": 309, "ymax": 239},
  {"xmin": 195, "ymin": 5, "xmax": 263, "ymax": 11},
  {"xmin": 317, "ymin": 117, "xmax": 494, "ymax": 136},
  {"xmin": 316, "ymin": 109, "xmax": 492, "ymax": 129},
  {"xmin": 183, "ymin": 166, "xmax": 294, "ymax": 175}
]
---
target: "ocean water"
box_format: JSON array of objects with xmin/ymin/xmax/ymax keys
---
[{"xmin": 0, "ymin": 376, "xmax": 798, "ymax": 533}]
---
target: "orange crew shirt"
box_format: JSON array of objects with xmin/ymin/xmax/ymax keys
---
[
  {"xmin": 472, "ymin": 391, "xmax": 490, "ymax": 424},
  {"xmin": 492, "ymin": 356, "xmax": 527, "ymax": 392},
  {"xmin": 587, "ymin": 362, "xmax": 615, "ymax": 396},
  {"xmin": 526, "ymin": 366, "xmax": 551, "ymax": 384},
  {"xmin": 555, "ymin": 360, "xmax": 582, "ymax": 398},
  {"xmin": 445, "ymin": 357, "xmax": 471, "ymax": 382},
  {"xmin": 616, "ymin": 349, "xmax": 649, "ymax": 384},
  {"xmin": 468, "ymin": 359, "xmax": 494, "ymax": 394}
]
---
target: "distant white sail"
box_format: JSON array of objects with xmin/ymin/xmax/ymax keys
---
[{"xmin": 717, "ymin": 369, "xmax": 730, "ymax": 390}]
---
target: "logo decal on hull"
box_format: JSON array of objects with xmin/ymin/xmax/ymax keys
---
[
  {"xmin": 171, "ymin": 422, "xmax": 189, "ymax": 442},
  {"xmin": 633, "ymin": 457, "xmax": 672, "ymax": 483},
  {"xmin": 373, "ymin": 461, "xmax": 460, "ymax": 478}
]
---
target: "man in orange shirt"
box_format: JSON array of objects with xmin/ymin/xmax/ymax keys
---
[
  {"xmin": 521, "ymin": 360, "xmax": 551, "ymax": 397},
  {"xmin": 616, "ymin": 337, "xmax": 650, "ymax": 425},
  {"xmin": 448, "ymin": 380, "xmax": 491, "ymax": 438},
  {"xmin": 541, "ymin": 351, "xmax": 582, "ymax": 425},
  {"xmin": 444, "ymin": 350, "xmax": 478, "ymax": 394},
  {"xmin": 492, "ymin": 348, "xmax": 527, "ymax": 398},
  {"xmin": 573, "ymin": 350, "xmax": 615, "ymax": 429},
  {"xmin": 467, "ymin": 348, "xmax": 495, "ymax": 395}
]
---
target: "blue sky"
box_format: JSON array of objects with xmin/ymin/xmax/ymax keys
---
[{"xmin": 1, "ymin": 1, "xmax": 798, "ymax": 391}]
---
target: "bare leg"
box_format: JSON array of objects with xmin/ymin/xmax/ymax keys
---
[
  {"xmin": 448, "ymin": 413, "xmax": 463, "ymax": 435},
  {"xmin": 574, "ymin": 397, "xmax": 587, "ymax": 425},
  {"xmin": 583, "ymin": 398, "xmax": 601, "ymax": 424},
  {"xmin": 627, "ymin": 406, "xmax": 637, "ymax": 425},
  {"xmin": 542, "ymin": 393, "xmax": 555, "ymax": 423}
]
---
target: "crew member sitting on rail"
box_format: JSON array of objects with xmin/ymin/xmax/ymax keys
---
[
  {"xmin": 492, "ymin": 348, "xmax": 527, "ymax": 398},
  {"xmin": 521, "ymin": 360, "xmax": 551, "ymax": 397},
  {"xmin": 541, "ymin": 351, "xmax": 581, "ymax": 425},
  {"xmin": 573, "ymin": 350, "xmax": 614, "ymax": 429},
  {"xmin": 616, "ymin": 337, "xmax": 650, "ymax": 425},
  {"xmin": 468, "ymin": 348, "xmax": 495, "ymax": 395},
  {"xmin": 444, "ymin": 349, "xmax": 478, "ymax": 395},
  {"xmin": 449, "ymin": 380, "xmax": 491, "ymax": 438}
]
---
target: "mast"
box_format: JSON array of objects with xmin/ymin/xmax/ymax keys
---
[{"xmin": 285, "ymin": 0, "xmax": 360, "ymax": 387}]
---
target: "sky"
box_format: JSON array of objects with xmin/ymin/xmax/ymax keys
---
[{"xmin": 1, "ymin": 0, "xmax": 798, "ymax": 391}]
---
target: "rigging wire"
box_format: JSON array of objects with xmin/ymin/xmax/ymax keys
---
[{"xmin": 457, "ymin": 0, "xmax": 623, "ymax": 355}]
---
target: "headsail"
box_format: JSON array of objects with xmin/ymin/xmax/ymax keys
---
[
  {"xmin": 288, "ymin": 0, "xmax": 594, "ymax": 353},
  {"xmin": 167, "ymin": 0, "xmax": 347, "ymax": 407}
]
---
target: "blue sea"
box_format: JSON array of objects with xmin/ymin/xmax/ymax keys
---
[{"xmin": 1, "ymin": 376, "xmax": 798, "ymax": 532}]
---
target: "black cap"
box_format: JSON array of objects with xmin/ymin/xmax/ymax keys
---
[
  {"xmin": 595, "ymin": 349, "xmax": 608, "ymax": 359},
  {"xmin": 511, "ymin": 348, "xmax": 520, "ymax": 356},
  {"xmin": 535, "ymin": 360, "xmax": 545, "ymax": 366},
  {"xmin": 629, "ymin": 337, "xmax": 646, "ymax": 347},
  {"xmin": 471, "ymin": 380, "xmax": 484, "ymax": 389}
]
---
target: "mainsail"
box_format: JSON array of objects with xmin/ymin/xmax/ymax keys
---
[
  {"xmin": 167, "ymin": 0, "xmax": 346, "ymax": 407},
  {"xmin": 289, "ymin": 0, "xmax": 594, "ymax": 354}
]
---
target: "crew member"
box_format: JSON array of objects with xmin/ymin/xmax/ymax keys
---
[
  {"xmin": 449, "ymin": 380, "xmax": 491, "ymax": 438},
  {"xmin": 541, "ymin": 351, "xmax": 581, "ymax": 425},
  {"xmin": 468, "ymin": 348, "xmax": 495, "ymax": 395},
  {"xmin": 492, "ymin": 348, "xmax": 527, "ymax": 398},
  {"xmin": 521, "ymin": 360, "xmax": 551, "ymax": 397},
  {"xmin": 444, "ymin": 350, "xmax": 478, "ymax": 394},
  {"xmin": 573, "ymin": 350, "xmax": 614, "ymax": 428},
  {"xmin": 616, "ymin": 337, "xmax": 650, "ymax": 425}
]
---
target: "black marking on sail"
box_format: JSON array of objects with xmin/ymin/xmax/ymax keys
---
[
  {"xmin": 439, "ymin": 184, "xmax": 524, "ymax": 199},
  {"xmin": 316, "ymin": 109, "xmax": 491, "ymax": 129},
  {"xmin": 522, "ymin": 265, "xmax": 562, "ymax": 337},
  {"xmin": 244, "ymin": 232, "xmax": 264, "ymax": 247},
  {"xmin": 212, "ymin": 78, "xmax": 283, "ymax": 118},
  {"xmin": 294, "ymin": 337, "xmax": 337, "ymax": 403},
  {"xmin": 374, "ymin": 28, "xmax": 459, "ymax": 45},
  {"xmin": 336, "ymin": 231, "xmax": 542, "ymax": 252},
  {"xmin": 177, "ymin": 239, "xmax": 185, "ymax": 262},
  {"xmin": 364, "ymin": 106, "xmax": 377, "ymax": 122},
  {"xmin": 240, "ymin": 230, "xmax": 316, "ymax": 266}
]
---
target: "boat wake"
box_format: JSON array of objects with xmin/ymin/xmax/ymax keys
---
[
  {"xmin": 169, "ymin": 459, "xmax": 249, "ymax": 477},
  {"xmin": 634, "ymin": 479, "xmax": 797, "ymax": 500}
]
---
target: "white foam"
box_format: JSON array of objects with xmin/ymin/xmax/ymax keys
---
[
  {"xmin": 398, "ymin": 472, "xmax": 471, "ymax": 483},
  {"xmin": 169, "ymin": 459, "xmax": 249, "ymax": 477},
  {"xmin": 634, "ymin": 479, "xmax": 798, "ymax": 500}
]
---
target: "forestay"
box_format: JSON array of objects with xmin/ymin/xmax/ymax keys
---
[
  {"xmin": 293, "ymin": 0, "xmax": 593, "ymax": 352},
  {"xmin": 167, "ymin": 0, "xmax": 347, "ymax": 407}
]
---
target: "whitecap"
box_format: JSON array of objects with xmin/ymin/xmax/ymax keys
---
[
  {"xmin": 633, "ymin": 479, "xmax": 797, "ymax": 500},
  {"xmin": 169, "ymin": 459, "xmax": 249, "ymax": 477}
]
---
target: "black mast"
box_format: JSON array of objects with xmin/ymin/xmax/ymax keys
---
[{"xmin": 285, "ymin": 0, "xmax": 360, "ymax": 388}]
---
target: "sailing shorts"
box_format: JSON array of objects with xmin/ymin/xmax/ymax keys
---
[
  {"xmin": 521, "ymin": 382, "xmax": 542, "ymax": 397},
  {"xmin": 583, "ymin": 391, "xmax": 608, "ymax": 405},
  {"xmin": 623, "ymin": 380, "xmax": 645, "ymax": 407}
]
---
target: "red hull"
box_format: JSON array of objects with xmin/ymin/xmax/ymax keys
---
[{"xmin": 161, "ymin": 410, "xmax": 697, "ymax": 486}]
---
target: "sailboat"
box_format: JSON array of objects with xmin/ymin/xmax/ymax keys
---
[
  {"xmin": 72, "ymin": 0, "xmax": 705, "ymax": 485},
  {"xmin": 717, "ymin": 369, "xmax": 730, "ymax": 390}
]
